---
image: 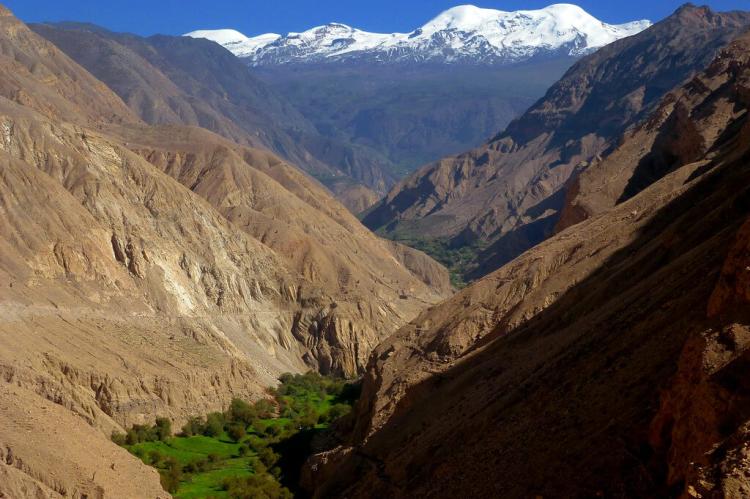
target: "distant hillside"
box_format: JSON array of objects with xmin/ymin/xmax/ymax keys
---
[
  {"xmin": 184, "ymin": 4, "xmax": 644, "ymax": 183},
  {"xmin": 31, "ymin": 22, "xmax": 395, "ymax": 210},
  {"xmin": 362, "ymin": 4, "xmax": 750, "ymax": 283}
]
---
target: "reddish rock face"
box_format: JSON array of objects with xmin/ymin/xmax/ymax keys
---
[
  {"xmin": 708, "ymin": 219, "xmax": 750, "ymax": 318},
  {"xmin": 650, "ymin": 218, "xmax": 750, "ymax": 499}
]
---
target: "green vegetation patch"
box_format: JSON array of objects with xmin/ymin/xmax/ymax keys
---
[
  {"xmin": 383, "ymin": 232, "xmax": 485, "ymax": 288},
  {"xmin": 113, "ymin": 372, "xmax": 360, "ymax": 498}
]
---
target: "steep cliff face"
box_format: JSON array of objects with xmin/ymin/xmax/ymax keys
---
[
  {"xmin": 648, "ymin": 216, "xmax": 750, "ymax": 499},
  {"xmin": 0, "ymin": 6, "xmax": 449, "ymax": 496},
  {"xmin": 311, "ymin": 25, "xmax": 750, "ymax": 499},
  {"xmin": 363, "ymin": 5, "xmax": 750, "ymax": 282}
]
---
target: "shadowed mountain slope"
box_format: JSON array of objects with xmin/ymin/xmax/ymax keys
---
[
  {"xmin": 254, "ymin": 60, "xmax": 573, "ymax": 179},
  {"xmin": 310, "ymin": 25, "xmax": 750, "ymax": 499}
]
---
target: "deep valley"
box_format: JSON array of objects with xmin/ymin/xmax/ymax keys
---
[{"xmin": 2, "ymin": 2, "xmax": 750, "ymax": 498}]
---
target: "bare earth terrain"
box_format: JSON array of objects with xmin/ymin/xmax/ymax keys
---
[{"xmin": 0, "ymin": 4, "xmax": 449, "ymax": 496}]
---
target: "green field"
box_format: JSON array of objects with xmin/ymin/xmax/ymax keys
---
[
  {"xmin": 128, "ymin": 435, "xmax": 252, "ymax": 498},
  {"xmin": 114, "ymin": 373, "xmax": 359, "ymax": 498}
]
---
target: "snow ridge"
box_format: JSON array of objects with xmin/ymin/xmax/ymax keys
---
[{"xmin": 185, "ymin": 4, "xmax": 651, "ymax": 65}]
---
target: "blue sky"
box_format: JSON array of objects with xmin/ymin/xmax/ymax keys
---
[{"xmin": 4, "ymin": 1, "xmax": 749, "ymax": 37}]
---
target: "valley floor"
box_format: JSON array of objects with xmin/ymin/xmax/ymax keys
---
[{"xmin": 115, "ymin": 373, "xmax": 359, "ymax": 498}]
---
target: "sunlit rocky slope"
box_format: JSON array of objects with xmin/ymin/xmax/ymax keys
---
[{"xmin": 0, "ymin": 5, "xmax": 449, "ymax": 495}]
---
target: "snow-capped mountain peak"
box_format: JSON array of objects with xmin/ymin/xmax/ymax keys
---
[
  {"xmin": 185, "ymin": 4, "xmax": 651, "ymax": 66},
  {"xmin": 184, "ymin": 29, "xmax": 281, "ymax": 58},
  {"xmin": 422, "ymin": 4, "xmax": 519, "ymax": 32}
]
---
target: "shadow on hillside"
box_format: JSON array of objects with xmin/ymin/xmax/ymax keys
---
[{"xmin": 317, "ymin": 140, "xmax": 750, "ymax": 498}]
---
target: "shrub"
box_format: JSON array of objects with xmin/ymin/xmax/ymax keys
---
[
  {"xmin": 111, "ymin": 432, "xmax": 126, "ymax": 446},
  {"xmin": 270, "ymin": 466, "xmax": 282, "ymax": 479},
  {"xmin": 264, "ymin": 424, "xmax": 280, "ymax": 438},
  {"xmin": 229, "ymin": 398, "xmax": 256, "ymax": 425},
  {"xmin": 227, "ymin": 423, "xmax": 246, "ymax": 442},
  {"xmin": 254, "ymin": 399, "xmax": 275, "ymax": 419},
  {"xmin": 117, "ymin": 419, "xmax": 173, "ymax": 445},
  {"xmin": 154, "ymin": 418, "xmax": 172, "ymax": 441},
  {"xmin": 203, "ymin": 412, "xmax": 225, "ymax": 437},
  {"xmin": 244, "ymin": 435, "xmax": 267, "ymax": 452},
  {"xmin": 297, "ymin": 407, "xmax": 319, "ymax": 429},
  {"xmin": 249, "ymin": 458, "xmax": 267, "ymax": 475},
  {"xmin": 222, "ymin": 474, "xmax": 292, "ymax": 499},
  {"xmin": 184, "ymin": 457, "xmax": 209, "ymax": 473},
  {"xmin": 148, "ymin": 450, "xmax": 163, "ymax": 467},
  {"xmin": 125, "ymin": 424, "xmax": 155, "ymax": 445},
  {"xmin": 256, "ymin": 446, "xmax": 279, "ymax": 468},
  {"xmin": 181, "ymin": 416, "xmax": 204, "ymax": 437},
  {"xmin": 159, "ymin": 458, "xmax": 182, "ymax": 493},
  {"xmin": 326, "ymin": 403, "xmax": 351, "ymax": 422}
]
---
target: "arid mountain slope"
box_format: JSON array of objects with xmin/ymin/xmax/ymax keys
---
[
  {"xmin": 556, "ymin": 26, "xmax": 750, "ymax": 231},
  {"xmin": 310, "ymin": 25, "xmax": 750, "ymax": 499},
  {"xmin": 109, "ymin": 123, "xmax": 451, "ymax": 372},
  {"xmin": 0, "ymin": 9, "xmax": 136, "ymax": 126},
  {"xmin": 0, "ymin": 5, "xmax": 448, "ymax": 496},
  {"xmin": 0, "ymin": 384, "xmax": 167, "ymax": 498},
  {"xmin": 30, "ymin": 22, "xmax": 397, "ymax": 207},
  {"xmin": 364, "ymin": 4, "xmax": 750, "ymax": 281},
  {"xmin": 0, "ymin": 94, "xmax": 288, "ymax": 497}
]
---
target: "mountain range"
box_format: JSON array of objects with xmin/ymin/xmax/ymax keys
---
[
  {"xmin": 28, "ymin": 22, "xmax": 403, "ymax": 212},
  {"xmin": 187, "ymin": 4, "xmax": 650, "ymax": 66},
  {"xmin": 0, "ymin": 4, "xmax": 450, "ymax": 494},
  {"xmin": 185, "ymin": 4, "xmax": 651, "ymax": 188},
  {"xmin": 362, "ymin": 3, "xmax": 750, "ymax": 283},
  {"xmin": 307, "ymin": 5, "xmax": 750, "ymax": 498}
]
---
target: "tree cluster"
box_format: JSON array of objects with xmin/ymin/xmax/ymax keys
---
[{"xmin": 111, "ymin": 417, "xmax": 171, "ymax": 446}]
